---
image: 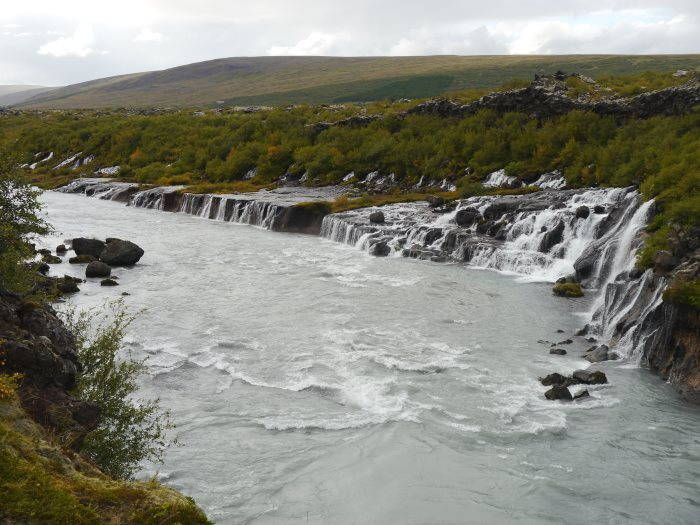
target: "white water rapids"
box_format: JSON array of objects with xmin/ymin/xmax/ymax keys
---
[{"xmin": 38, "ymin": 189, "xmax": 699, "ymax": 524}]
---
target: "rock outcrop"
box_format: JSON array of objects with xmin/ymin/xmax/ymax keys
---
[{"xmin": 408, "ymin": 73, "xmax": 700, "ymax": 121}]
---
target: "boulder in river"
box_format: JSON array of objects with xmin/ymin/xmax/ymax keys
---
[
  {"xmin": 572, "ymin": 369, "xmax": 608, "ymax": 384},
  {"xmin": 585, "ymin": 345, "xmax": 610, "ymax": 363},
  {"xmin": 41, "ymin": 254, "xmax": 62, "ymax": 264},
  {"xmin": 539, "ymin": 220, "xmax": 565, "ymax": 253},
  {"xmin": 85, "ymin": 261, "xmax": 112, "ymax": 278},
  {"xmin": 575, "ymin": 205, "xmax": 590, "ymax": 219},
  {"xmin": 368, "ymin": 211, "xmax": 385, "ymax": 224},
  {"xmin": 550, "ymin": 348, "xmax": 567, "ymax": 355},
  {"xmin": 454, "ymin": 208, "xmax": 481, "ymax": 227},
  {"xmin": 100, "ymin": 278, "xmax": 119, "ymax": 286},
  {"xmin": 56, "ymin": 276, "xmax": 80, "ymax": 294},
  {"xmin": 72, "ymin": 238, "xmax": 106, "ymax": 258},
  {"xmin": 540, "ymin": 372, "xmax": 567, "ymax": 386},
  {"xmin": 69, "ymin": 254, "xmax": 96, "ymax": 264},
  {"xmin": 99, "ymin": 240, "xmax": 144, "ymax": 266},
  {"xmin": 552, "ymin": 282, "xmax": 584, "ymax": 298},
  {"xmin": 545, "ymin": 385, "xmax": 573, "ymax": 401},
  {"xmin": 369, "ymin": 241, "xmax": 391, "ymax": 257},
  {"xmin": 573, "ymin": 389, "xmax": 591, "ymax": 400},
  {"xmin": 56, "ymin": 244, "xmax": 67, "ymax": 254}
]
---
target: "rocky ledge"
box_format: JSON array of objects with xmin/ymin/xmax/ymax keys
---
[{"xmin": 408, "ymin": 72, "xmax": 700, "ymax": 121}]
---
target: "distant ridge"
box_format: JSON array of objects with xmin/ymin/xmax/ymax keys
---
[
  {"xmin": 15, "ymin": 54, "xmax": 700, "ymax": 109},
  {"xmin": 0, "ymin": 85, "xmax": 55, "ymax": 106}
]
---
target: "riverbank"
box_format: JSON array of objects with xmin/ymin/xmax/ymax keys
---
[{"xmin": 0, "ymin": 286, "xmax": 210, "ymax": 524}]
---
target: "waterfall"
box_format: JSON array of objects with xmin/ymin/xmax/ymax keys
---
[{"xmin": 320, "ymin": 187, "xmax": 662, "ymax": 363}]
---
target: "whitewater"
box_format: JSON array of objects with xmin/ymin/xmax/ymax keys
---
[{"xmin": 38, "ymin": 191, "xmax": 700, "ymax": 524}]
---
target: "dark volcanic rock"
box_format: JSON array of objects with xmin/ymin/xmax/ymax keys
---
[
  {"xmin": 72, "ymin": 238, "xmax": 106, "ymax": 258},
  {"xmin": 85, "ymin": 261, "xmax": 111, "ymax": 278},
  {"xmin": 369, "ymin": 211, "xmax": 385, "ymax": 224},
  {"xmin": 56, "ymin": 277, "xmax": 80, "ymax": 294},
  {"xmin": 540, "ymin": 372, "xmax": 567, "ymax": 386},
  {"xmin": 42, "ymin": 254, "xmax": 62, "ymax": 264},
  {"xmin": 369, "ymin": 241, "xmax": 391, "ymax": 257},
  {"xmin": 99, "ymin": 240, "xmax": 144, "ymax": 266},
  {"xmin": 585, "ymin": 345, "xmax": 610, "ymax": 363},
  {"xmin": 575, "ymin": 205, "xmax": 590, "ymax": 219},
  {"xmin": 539, "ymin": 220, "xmax": 565, "ymax": 253},
  {"xmin": 69, "ymin": 254, "xmax": 96, "ymax": 264},
  {"xmin": 100, "ymin": 278, "xmax": 119, "ymax": 286},
  {"xmin": 454, "ymin": 208, "xmax": 481, "ymax": 227},
  {"xmin": 572, "ymin": 369, "xmax": 608, "ymax": 385},
  {"xmin": 573, "ymin": 389, "xmax": 591, "ymax": 400},
  {"xmin": 545, "ymin": 385, "xmax": 573, "ymax": 401},
  {"xmin": 426, "ymin": 195, "xmax": 445, "ymax": 208}
]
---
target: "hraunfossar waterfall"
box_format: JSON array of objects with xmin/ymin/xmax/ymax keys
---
[{"xmin": 36, "ymin": 178, "xmax": 699, "ymax": 523}]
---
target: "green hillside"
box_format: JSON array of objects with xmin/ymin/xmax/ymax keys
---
[{"xmin": 17, "ymin": 54, "xmax": 700, "ymax": 109}]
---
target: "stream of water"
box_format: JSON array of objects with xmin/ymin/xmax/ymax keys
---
[{"xmin": 39, "ymin": 191, "xmax": 700, "ymax": 524}]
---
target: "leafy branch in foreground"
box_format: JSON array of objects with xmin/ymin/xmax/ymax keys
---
[
  {"xmin": 0, "ymin": 151, "xmax": 51, "ymax": 296},
  {"xmin": 63, "ymin": 300, "xmax": 176, "ymax": 480}
]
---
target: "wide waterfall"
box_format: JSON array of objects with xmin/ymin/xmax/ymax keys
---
[{"xmin": 320, "ymin": 186, "xmax": 660, "ymax": 364}]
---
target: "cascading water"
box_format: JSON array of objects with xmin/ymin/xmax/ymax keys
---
[{"xmin": 321, "ymin": 186, "xmax": 661, "ymax": 363}]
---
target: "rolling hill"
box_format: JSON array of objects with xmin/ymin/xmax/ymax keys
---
[
  {"xmin": 0, "ymin": 85, "xmax": 55, "ymax": 106},
  {"xmin": 16, "ymin": 54, "xmax": 700, "ymax": 109}
]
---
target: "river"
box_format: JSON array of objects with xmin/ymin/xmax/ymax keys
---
[{"xmin": 39, "ymin": 191, "xmax": 700, "ymax": 524}]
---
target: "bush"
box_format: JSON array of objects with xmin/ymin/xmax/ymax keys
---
[
  {"xmin": 663, "ymin": 279, "xmax": 700, "ymax": 310},
  {"xmin": 63, "ymin": 300, "xmax": 175, "ymax": 480},
  {"xmin": 0, "ymin": 152, "xmax": 51, "ymax": 296}
]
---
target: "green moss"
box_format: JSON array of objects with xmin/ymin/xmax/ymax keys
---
[
  {"xmin": 0, "ymin": 395, "xmax": 210, "ymax": 524},
  {"xmin": 553, "ymin": 282, "xmax": 584, "ymax": 298},
  {"xmin": 663, "ymin": 279, "xmax": 700, "ymax": 310}
]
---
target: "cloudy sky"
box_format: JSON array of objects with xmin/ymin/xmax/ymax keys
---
[{"xmin": 1, "ymin": 0, "xmax": 698, "ymax": 86}]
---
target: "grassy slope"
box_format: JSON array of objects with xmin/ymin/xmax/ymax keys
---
[
  {"xmin": 0, "ymin": 392, "xmax": 210, "ymax": 524},
  {"xmin": 18, "ymin": 54, "xmax": 700, "ymax": 108}
]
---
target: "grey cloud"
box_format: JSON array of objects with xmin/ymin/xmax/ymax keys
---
[{"xmin": 0, "ymin": 1, "xmax": 698, "ymax": 85}]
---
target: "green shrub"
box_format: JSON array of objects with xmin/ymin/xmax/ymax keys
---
[
  {"xmin": 663, "ymin": 279, "xmax": 700, "ymax": 310},
  {"xmin": 63, "ymin": 301, "xmax": 176, "ymax": 480},
  {"xmin": 0, "ymin": 152, "xmax": 52, "ymax": 297}
]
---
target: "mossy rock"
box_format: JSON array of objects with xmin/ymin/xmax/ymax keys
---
[
  {"xmin": 553, "ymin": 282, "xmax": 584, "ymax": 298},
  {"xmin": 0, "ymin": 395, "xmax": 211, "ymax": 524}
]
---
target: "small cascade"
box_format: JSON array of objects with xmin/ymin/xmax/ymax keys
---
[{"xmin": 482, "ymin": 169, "xmax": 521, "ymax": 188}]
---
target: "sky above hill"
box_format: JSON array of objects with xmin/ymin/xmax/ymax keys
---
[{"xmin": 1, "ymin": 0, "xmax": 698, "ymax": 86}]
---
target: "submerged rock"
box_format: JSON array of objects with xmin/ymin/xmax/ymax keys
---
[
  {"xmin": 42, "ymin": 254, "xmax": 62, "ymax": 264},
  {"xmin": 369, "ymin": 241, "xmax": 391, "ymax": 257},
  {"xmin": 69, "ymin": 254, "xmax": 96, "ymax": 264},
  {"xmin": 369, "ymin": 211, "xmax": 385, "ymax": 224},
  {"xmin": 545, "ymin": 385, "xmax": 573, "ymax": 401},
  {"xmin": 100, "ymin": 278, "xmax": 119, "ymax": 286},
  {"xmin": 540, "ymin": 372, "xmax": 567, "ymax": 386},
  {"xmin": 572, "ymin": 369, "xmax": 608, "ymax": 384},
  {"xmin": 550, "ymin": 348, "xmax": 567, "ymax": 355},
  {"xmin": 573, "ymin": 389, "xmax": 591, "ymax": 400},
  {"xmin": 85, "ymin": 261, "xmax": 111, "ymax": 278}
]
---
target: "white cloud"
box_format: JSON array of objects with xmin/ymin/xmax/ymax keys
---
[
  {"xmin": 267, "ymin": 31, "xmax": 348, "ymax": 55},
  {"xmin": 134, "ymin": 27, "xmax": 163, "ymax": 42},
  {"xmin": 37, "ymin": 24, "xmax": 95, "ymax": 57}
]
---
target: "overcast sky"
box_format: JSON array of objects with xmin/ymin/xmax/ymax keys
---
[{"xmin": 1, "ymin": 0, "xmax": 698, "ymax": 86}]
